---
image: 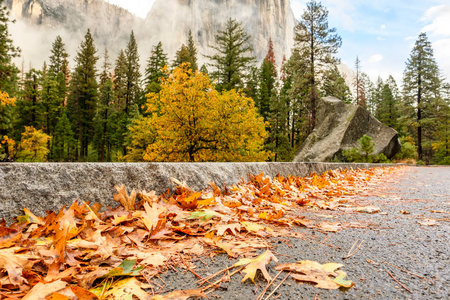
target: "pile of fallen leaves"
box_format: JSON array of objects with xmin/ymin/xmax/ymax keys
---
[{"xmin": 0, "ymin": 167, "xmax": 404, "ymax": 299}]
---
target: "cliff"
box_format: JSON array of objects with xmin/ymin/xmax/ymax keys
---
[
  {"xmin": 6, "ymin": 0, "xmax": 296, "ymax": 66},
  {"xmin": 144, "ymin": 0, "xmax": 296, "ymax": 65}
]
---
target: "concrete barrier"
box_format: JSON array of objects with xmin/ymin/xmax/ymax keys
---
[{"xmin": 0, "ymin": 162, "xmax": 395, "ymax": 221}]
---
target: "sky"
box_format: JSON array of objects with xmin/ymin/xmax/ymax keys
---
[{"xmin": 106, "ymin": 0, "xmax": 450, "ymax": 84}]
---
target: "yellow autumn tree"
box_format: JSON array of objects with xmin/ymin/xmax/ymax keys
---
[
  {"xmin": 127, "ymin": 64, "xmax": 270, "ymax": 162},
  {"xmin": 17, "ymin": 126, "xmax": 52, "ymax": 162}
]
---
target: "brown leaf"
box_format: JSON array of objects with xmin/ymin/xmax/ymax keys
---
[
  {"xmin": 0, "ymin": 227, "xmax": 22, "ymax": 249},
  {"xmin": 70, "ymin": 286, "xmax": 99, "ymax": 300},
  {"xmin": 150, "ymin": 289, "xmax": 207, "ymax": 300},
  {"xmin": 418, "ymin": 219, "xmax": 437, "ymax": 226},
  {"xmin": 114, "ymin": 184, "xmax": 137, "ymax": 211},
  {"xmin": 275, "ymin": 261, "xmax": 353, "ymax": 290},
  {"xmin": 0, "ymin": 247, "xmax": 40, "ymax": 285},
  {"xmin": 23, "ymin": 280, "xmax": 67, "ymax": 300},
  {"xmin": 234, "ymin": 250, "xmax": 278, "ymax": 282}
]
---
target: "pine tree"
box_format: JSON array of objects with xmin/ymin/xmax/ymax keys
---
[
  {"xmin": 48, "ymin": 35, "xmax": 70, "ymax": 106},
  {"xmin": 52, "ymin": 111, "xmax": 75, "ymax": 161},
  {"xmin": 144, "ymin": 41, "xmax": 168, "ymax": 92},
  {"xmin": 354, "ymin": 56, "xmax": 366, "ymax": 107},
  {"xmin": 124, "ymin": 31, "xmax": 141, "ymax": 115},
  {"xmin": 49, "ymin": 36, "xmax": 69, "ymax": 77},
  {"xmin": 321, "ymin": 66, "xmax": 352, "ymax": 103},
  {"xmin": 258, "ymin": 38, "xmax": 278, "ymax": 121},
  {"xmin": 376, "ymin": 82, "xmax": 398, "ymax": 129},
  {"xmin": 113, "ymin": 50, "xmax": 127, "ymax": 111},
  {"xmin": 67, "ymin": 29, "xmax": 99, "ymax": 160},
  {"xmin": 187, "ymin": 30, "xmax": 198, "ymax": 72},
  {"xmin": 293, "ymin": 0, "xmax": 342, "ymax": 132},
  {"xmin": 15, "ymin": 68, "xmax": 43, "ymax": 131},
  {"xmin": 94, "ymin": 49, "xmax": 114, "ymax": 162},
  {"xmin": 206, "ymin": 18, "xmax": 255, "ymax": 92},
  {"xmin": 0, "ymin": 3, "xmax": 20, "ymax": 158},
  {"xmin": 402, "ymin": 32, "xmax": 441, "ymax": 161},
  {"xmin": 173, "ymin": 30, "xmax": 198, "ymax": 72}
]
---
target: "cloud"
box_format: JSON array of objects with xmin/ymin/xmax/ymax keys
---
[
  {"xmin": 369, "ymin": 54, "xmax": 383, "ymax": 63},
  {"xmin": 421, "ymin": 5, "xmax": 450, "ymax": 80}
]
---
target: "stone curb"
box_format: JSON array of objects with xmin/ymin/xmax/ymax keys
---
[{"xmin": 0, "ymin": 162, "xmax": 399, "ymax": 221}]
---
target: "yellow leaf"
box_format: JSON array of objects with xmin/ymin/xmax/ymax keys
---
[
  {"xmin": 22, "ymin": 280, "xmax": 67, "ymax": 300},
  {"xmin": 234, "ymin": 250, "xmax": 278, "ymax": 283}
]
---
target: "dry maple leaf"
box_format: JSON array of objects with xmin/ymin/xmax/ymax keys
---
[
  {"xmin": 150, "ymin": 289, "xmax": 207, "ymax": 300},
  {"xmin": 234, "ymin": 250, "xmax": 278, "ymax": 283},
  {"xmin": 22, "ymin": 280, "xmax": 67, "ymax": 300},
  {"xmin": 114, "ymin": 184, "xmax": 137, "ymax": 211},
  {"xmin": 0, "ymin": 247, "xmax": 41, "ymax": 285},
  {"xmin": 275, "ymin": 260, "xmax": 354, "ymax": 289}
]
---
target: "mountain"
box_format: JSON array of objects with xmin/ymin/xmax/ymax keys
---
[{"xmin": 5, "ymin": 0, "xmax": 295, "ymax": 68}]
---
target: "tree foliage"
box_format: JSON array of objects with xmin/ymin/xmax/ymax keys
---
[
  {"xmin": 293, "ymin": 0, "xmax": 342, "ymax": 131},
  {"xmin": 128, "ymin": 64, "xmax": 269, "ymax": 162},
  {"xmin": 207, "ymin": 18, "xmax": 255, "ymax": 92},
  {"xmin": 17, "ymin": 126, "xmax": 52, "ymax": 162},
  {"xmin": 402, "ymin": 32, "xmax": 441, "ymax": 162}
]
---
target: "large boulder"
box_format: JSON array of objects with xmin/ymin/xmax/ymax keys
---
[{"xmin": 294, "ymin": 97, "xmax": 401, "ymax": 162}]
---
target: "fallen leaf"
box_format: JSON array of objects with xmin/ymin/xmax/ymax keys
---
[
  {"xmin": 399, "ymin": 210, "xmax": 410, "ymax": 214},
  {"xmin": 23, "ymin": 280, "xmax": 67, "ymax": 300},
  {"xmin": 70, "ymin": 286, "xmax": 99, "ymax": 300},
  {"xmin": 234, "ymin": 250, "xmax": 278, "ymax": 282},
  {"xmin": 94, "ymin": 277, "xmax": 151, "ymax": 300},
  {"xmin": 275, "ymin": 260, "xmax": 354, "ymax": 289},
  {"xmin": 0, "ymin": 247, "xmax": 40, "ymax": 285},
  {"xmin": 356, "ymin": 206, "xmax": 380, "ymax": 214},
  {"xmin": 215, "ymin": 223, "xmax": 241, "ymax": 236},
  {"xmin": 187, "ymin": 209, "xmax": 223, "ymax": 221},
  {"xmin": 114, "ymin": 184, "xmax": 137, "ymax": 211},
  {"xmin": 100, "ymin": 259, "xmax": 143, "ymax": 278},
  {"xmin": 318, "ymin": 222, "xmax": 341, "ymax": 232},
  {"xmin": 150, "ymin": 289, "xmax": 207, "ymax": 300}
]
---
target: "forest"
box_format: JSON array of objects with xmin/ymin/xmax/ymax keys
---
[{"xmin": 0, "ymin": 1, "xmax": 449, "ymax": 164}]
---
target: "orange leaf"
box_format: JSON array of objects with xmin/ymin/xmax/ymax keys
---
[{"xmin": 71, "ymin": 286, "xmax": 99, "ymax": 300}]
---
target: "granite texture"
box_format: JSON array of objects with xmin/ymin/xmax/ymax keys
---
[{"xmin": 0, "ymin": 162, "xmax": 394, "ymax": 220}]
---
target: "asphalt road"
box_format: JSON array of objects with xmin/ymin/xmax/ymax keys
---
[{"xmin": 160, "ymin": 166, "xmax": 450, "ymax": 300}]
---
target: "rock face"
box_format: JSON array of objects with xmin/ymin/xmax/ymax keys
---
[
  {"xmin": 145, "ymin": 0, "xmax": 296, "ymax": 65},
  {"xmin": 0, "ymin": 162, "xmax": 396, "ymax": 222},
  {"xmin": 294, "ymin": 97, "xmax": 401, "ymax": 162},
  {"xmin": 6, "ymin": 0, "xmax": 296, "ymax": 67}
]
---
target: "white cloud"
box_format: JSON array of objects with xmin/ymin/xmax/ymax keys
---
[
  {"xmin": 421, "ymin": 5, "xmax": 450, "ymax": 81},
  {"xmin": 380, "ymin": 24, "xmax": 386, "ymax": 29},
  {"xmin": 369, "ymin": 54, "xmax": 383, "ymax": 63}
]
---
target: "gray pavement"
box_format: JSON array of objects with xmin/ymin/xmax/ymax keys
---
[{"xmin": 159, "ymin": 166, "xmax": 450, "ymax": 299}]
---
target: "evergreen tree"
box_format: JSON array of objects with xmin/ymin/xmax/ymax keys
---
[
  {"xmin": 354, "ymin": 56, "xmax": 366, "ymax": 107},
  {"xmin": 173, "ymin": 30, "xmax": 198, "ymax": 72},
  {"xmin": 257, "ymin": 38, "xmax": 278, "ymax": 121},
  {"xmin": 187, "ymin": 30, "xmax": 198, "ymax": 72},
  {"xmin": 144, "ymin": 41, "xmax": 168, "ymax": 93},
  {"xmin": 67, "ymin": 29, "xmax": 99, "ymax": 160},
  {"xmin": 293, "ymin": 0, "xmax": 342, "ymax": 132},
  {"xmin": 376, "ymin": 82, "xmax": 398, "ymax": 129},
  {"xmin": 113, "ymin": 50, "xmax": 127, "ymax": 111},
  {"xmin": 94, "ymin": 49, "xmax": 114, "ymax": 162},
  {"xmin": 206, "ymin": 18, "xmax": 255, "ymax": 92},
  {"xmin": 49, "ymin": 36, "xmax": 69, "ymax": 77},
  {"xmin": 321, "ymin": 66, "xmax": 352, "ymax": 103},
  {"xmin": 124, "ymin": 31, "xmax": 141, "ymax": 115},
  {"xmin": 52, "ymin": 111, "xmax": 75, "ymax": 161},
  {"xmin": 48, "ymin": 35, "xmax": 70, "ymax": 106},
  {"xmin": 0, "ymin": 3, "xmax": 20, "ymax": 157},
  {"xmin": 15, "ymin": 68, "xmax": 43, "ymax": 131},
  {"xmin": 402, "ymin": 32, "xmax": 441, "ymax": 161}
]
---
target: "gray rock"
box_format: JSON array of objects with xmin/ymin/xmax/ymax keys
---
[
  {"xmin": 294, "ymin": 97, "xmax": 401, "ymax": 162},
  {"xmin": 0, "ymin": 162, "xmax": 396, "ymax": 222}
]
